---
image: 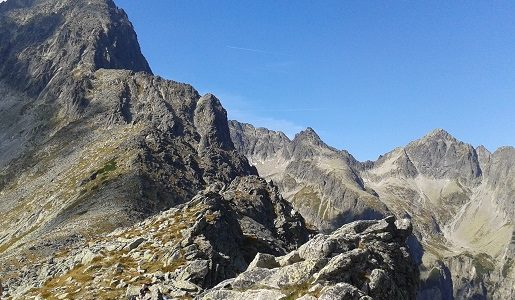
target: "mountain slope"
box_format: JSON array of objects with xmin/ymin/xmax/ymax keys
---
[
  {"xmin": 0, "ymin": 0, "xmax": 256, "ymax": 262},
  {"xmin": 230, "ymin": 121, "xmax": 515, "ymax": 300},
  {"xmin": 0, "ymin": 0, "xmax": 468, "ymax": 299},
  {"xmin": 0, "ymin": 0, "xmax": 151, "ymax": 167},
  {"xmin": 229, "ymin": 121, "xmax": 389, "ymax": 232},
  {"xmin": 4, "ymin": 177, "xmax": 310, "ymax": 298}
]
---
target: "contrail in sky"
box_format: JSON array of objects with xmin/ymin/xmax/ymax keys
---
[
  {"xmin": 226, "ymin": 45, "xmax": 275, "ymax": 55},
  {"xmin": 234, "ymin": 108, "xmax": 328, "ymax": 113}
]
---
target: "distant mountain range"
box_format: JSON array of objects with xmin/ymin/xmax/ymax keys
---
[
  {"xmin": 0, "ymin": 0, "xmax": 512, "ymax": 299},
  {"xmin": 230, "ymin": 121, "xmax": 515, "ymax": 299}
]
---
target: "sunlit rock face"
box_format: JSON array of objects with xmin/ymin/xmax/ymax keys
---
[
  {"xmin": 0, "ymin": 0, "xmax": 255, "ymax": 281},
  {"xmin": 231, "ymin": 121, "xmax": 515, "ymax": 299}
]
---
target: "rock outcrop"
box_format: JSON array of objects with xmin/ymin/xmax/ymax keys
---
[
  {"xmin": 202, "ymin": 216, "xmax": 418, "ymax": 300},
  {"xmin": 3, "ymin": 176, "xmax": 308, "ymax": 298}
]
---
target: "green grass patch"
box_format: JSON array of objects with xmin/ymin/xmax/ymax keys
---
[
  {"xmin": 97, "ymin": 159, "xmax": 117, "ymax": 175},
  {"xmin": 502, "ymin": 257, "xmax": 513, "ymax": 278},
  {"xmin": 462, "ymin": 252, "xmax": 495, "ymax": 278}
]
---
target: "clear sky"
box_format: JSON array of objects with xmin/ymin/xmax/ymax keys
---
[{"xmin": 116, "ymin": 0, "xmax": 514, "ymax": 161}]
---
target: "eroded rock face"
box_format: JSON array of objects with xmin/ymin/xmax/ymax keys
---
[{"xmin": 201, "ymin": 216, "xmax": 419, "ymax": 300}]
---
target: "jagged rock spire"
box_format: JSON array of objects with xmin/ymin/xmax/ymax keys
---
[{"xmin": 194, "ymin": 93, "xmax": 234, "ymax": 151}]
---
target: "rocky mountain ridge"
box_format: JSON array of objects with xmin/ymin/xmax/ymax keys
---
[
  {"xmin": 230, "ymin": 121, "xmax": 514, "ymax": 299},
  {"xmin": 0, "ymin": 0, "xmax": 257, "ymax": 260},
  {"xmin": 229, "ymin": 121, "xmax": 387, "ymax": 232},
  {"xmin": 2, "ymin": 176, "xmax": 311, "ymax": 298},
  {"xmin": 0, "ymin": 0, "xmax": 420, "ymax": 299},
  {"xmin": 1, "ymin": 177, "xmax": 419, "ymax": 300}
]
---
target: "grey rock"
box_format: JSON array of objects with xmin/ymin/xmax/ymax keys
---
[
  {"xmin": 80, "ymin": 249, "xmax": 102, "ymax": 265},
  {"xmin": 247, "ymin": 253, "xmax": 279, "ymax": 270},
  {"xmin": 147, "ymin": 285, "xmax": 164, "ymax": 300},
  {"xmin": 318, "ymin": 283, "xmax": 366, "ymax": 300},
  {"xmin": 126, "ymin": 284, "xmax": 143, "ymax": 299},
  {"xmin": 126, "ymin": 237, "xmax": 147, "ymax": 251},
  {"xmin": 177, "ymin": 260, "xmax": 210, "ymax": 283},
  {"xmin": 174, "ymin": 280, "xmax": 200, "ymax": 292},
  {"xmin": 200, "ymin": 289, "xmax": 286, "ymax": 300},
  {"xmin": 298, "ymin": 295, "xmax": 318, "ymax": 300},
  {"xmin": 201, "ymin": 217, "xmax": 419, "ymax": 300}
]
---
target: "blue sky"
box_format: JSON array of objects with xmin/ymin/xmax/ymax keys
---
[{"xmin": 116, "ymin": 0, "xmax": 514, "ymax": 161}]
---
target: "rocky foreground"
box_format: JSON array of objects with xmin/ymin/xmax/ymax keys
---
[
  {"xmin": 1, "ymin": 176, "xmax": 418, "ymax": 300},
  {"xmin": 202, "ymin": 216, "xmax": 418, "ymax": 300}
]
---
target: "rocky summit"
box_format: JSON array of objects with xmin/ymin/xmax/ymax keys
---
[
  {"xmin": 0, "ymin": 0, "xmax": 255, "ymax": 260},
  {"xmin": 3, "ymin": 0, "xmax": 510, "ymax": 299}
]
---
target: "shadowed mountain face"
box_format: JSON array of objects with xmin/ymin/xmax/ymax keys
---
[
  {"xmin": 230, "ymin": 121, "xmax": 515, "ymax": 300},
  {"xmin": 0, "ymin": 0, "xmax": 257, "ymax": 261}
]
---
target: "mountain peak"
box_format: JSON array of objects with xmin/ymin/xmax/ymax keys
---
[
  {"xmin": 476, "ymin": 145, "xmax": 491, "ymax": 155},
  {"xmin": 305, "ymin": 127, "xmax": 317, "ymax": 133},
  {"xmin": 413, "ymin": 128, "xmax": 461, "ymax": 147},
  {"xmin": 425, "ymin": 128, "xmax": 454, "ymax": 140},
  {"xmin": 290, "ymin": 126, "xmax": 341, "ymax": 159},
  {"xmin": 404, "ymin": 128, "xmax": 481, "ymax": 181},
  {"xmin": 0, "ymin": 0, "xmax": 151, "ymax": 96},
  {"xmin": 194, "ymin": 93, "xmax": 234, "ymax": 151},
  {"xmin": 294, "ymin": 127, "xmax": 322, "ymax": 142}
]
